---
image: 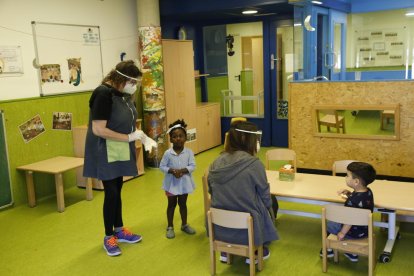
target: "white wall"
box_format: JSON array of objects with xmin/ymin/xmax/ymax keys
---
[{"xmin": 0, "ymin": 0, "xmax": 139, "ymax": 100}]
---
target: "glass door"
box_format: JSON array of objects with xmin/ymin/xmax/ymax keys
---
[
  {"xmin": 328, "ymin": 10, "xmax": 347, "ymax": 80},
  {"xmin": 270, "ymin": 20, "xmax": 294, "ymax": 147},
  {"xmin": 224, "ymin": 22, "xmax": 264, "ymax": 117},
  {"xmin": 315, "ymin": 7, "xmax": 330, "ymax": 79}
]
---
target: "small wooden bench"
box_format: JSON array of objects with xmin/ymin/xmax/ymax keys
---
[{"xmin": 17, "ymin": 156, "xmax": 92, "ymax": 212}]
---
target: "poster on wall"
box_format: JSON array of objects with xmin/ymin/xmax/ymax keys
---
[
  {"xmin": 354, "ymin": 27, "xmax": 406, "ymax": 68},
  {"xmin": 40, "ymin": 64, "xmax": 63, "ymax": 83},
  {"xmin": 52, "ymin": 112, "xmax": 72, "ymax": 130},
  {"xmin": 18, "ymin": 114, "xmax": 46, "ymax": 143},
  {"xmin": 186, "ymin": 128, "xmax": 197, "ymax": 142},
  {"xmin": 0, "ymin": 45, "xmax": 23, "ymax": 74},
  {"xmin": 67, "ymin": 58, "xmax": 82, "ymax": 86}
]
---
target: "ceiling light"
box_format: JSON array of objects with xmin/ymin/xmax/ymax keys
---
[
  {"xmin": 253, "ymin": 12, "xmax": 276, "ymax": 17},
  {"xmin": 242, "ymin": 10, "xmax": 258, "ymax": 15},
  {"xmin": 312, "ymin": 1, "xmax": 323, "ymax": 4}
]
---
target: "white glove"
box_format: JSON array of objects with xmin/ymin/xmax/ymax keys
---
[
  {"xmin": 141, "ymin": 135, "xmax": 158, "ymax": 153},
  {"xmin": 128, "ymin": 130, "xmax": 145, "ymax": 142}
]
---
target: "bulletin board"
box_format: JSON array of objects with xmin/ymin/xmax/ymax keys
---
[
  {"xmin": 354, "ymin": 27, "xmax": 406, "ymax": 68},
  {"xmin": 32, "ymin": 21, "xmax": 103, "ymax": 96},
  {"xmin": 0, "ymin": 110, "xmax": 13, "ymax": 209}
]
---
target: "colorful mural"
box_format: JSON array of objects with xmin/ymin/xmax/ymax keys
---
[{"xmin": 138, "ymin": 26, "xmax": 168, "ymax": 167}]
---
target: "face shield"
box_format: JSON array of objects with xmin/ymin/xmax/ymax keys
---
[
  {"xmin": 116, "ymin": 70, "xmax": 142, "ymax": 93},
  {"xmin": 235, "ymin": 128, "xmax": 262, "ymax": 152}
]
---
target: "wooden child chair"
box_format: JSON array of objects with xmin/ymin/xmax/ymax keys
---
[
  {"xmin": 207, "ymin": 207, "xmax": 264, "ymax": 276},
  {"xmin": 321, "ymin": 205, "xmax": 375, "ymax": 276}
]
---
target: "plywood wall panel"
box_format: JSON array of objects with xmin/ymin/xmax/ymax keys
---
[{"xmin": 289, "ymin": 81, "xmax": 414, "ymax": 177}]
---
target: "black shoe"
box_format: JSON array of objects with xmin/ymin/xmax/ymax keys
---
[
  {"xmin": 344, "ymin": 253, "xmax": 359, "ymax": 262},
  {"xmin": 319, "ymin": 248, "xmax": 334, "ymax": 258}
]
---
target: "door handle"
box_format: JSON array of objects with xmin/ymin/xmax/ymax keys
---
[
  {"xmin": 234, "ymin": 75, "xmax": 241, "ymax": 81},
  {"xmin": 271, "ymin": 54, "xmax": 281, "ymax": 70},
  {"xmin": 324, "ymin": 51, "xmax": 336, "ymax": 68}
]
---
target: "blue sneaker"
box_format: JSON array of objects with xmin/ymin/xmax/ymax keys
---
[
  {"xmin": 114, "ymin": 228, "xmax": 142, "ymax": 243},
  {"xmin": 246, "ymin": 247, "xmax": 270, "ymax": 264},
  {"xmin": 103, "ymin": 236, "xmax": 121, "ymax": 256},
  {"xmin": 344, "ymin": 253, "xmax": 359, "ymax": 262}
]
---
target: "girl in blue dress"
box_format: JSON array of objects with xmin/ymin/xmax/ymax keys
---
[{"xmin": 160, "ymin": 119, "xmax": 196, "ymax": 239}]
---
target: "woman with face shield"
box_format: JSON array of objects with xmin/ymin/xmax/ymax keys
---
[
  {"xmin": 207, "ymin": 120, "xmax": 279, "ymax": 264},
  {"xmin": 83, "ymin": 60, "xmax": 157, "ymax": 257}
]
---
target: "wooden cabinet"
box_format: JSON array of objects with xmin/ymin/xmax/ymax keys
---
[
  {"xmin": 163, "ymin": 39, "xmax": 222, "ymax": 154},
  {"xmin": 162, "ymin": 39, "xmax": 198, "ymax": 153},
  {"xmin": 72, "ymin": 122, "xmax": 144, "ymax": 189},
  {"xmin": 196, "ymin": 103, "xmax": 221, "ymax": 152}
]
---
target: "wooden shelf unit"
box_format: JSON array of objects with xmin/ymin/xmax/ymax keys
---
[{"xmin": 163, "ymin": 39, "xmax": 221, "ymax": 153}]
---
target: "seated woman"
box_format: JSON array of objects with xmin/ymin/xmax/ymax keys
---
[{"xmin": 207, "ymin": 121, "xmax": 279, "ymax": 263}]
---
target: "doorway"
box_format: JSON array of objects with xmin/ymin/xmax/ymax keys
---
[
  {"xmin": 225, "ymin": 22, "xmax": 264, "ymax": 117},
  {"xmin": 270, "ymin": 20, "xmax": 294, "ymax": 147},
  {"xmin": 203, "ymin": 21, "xmax": 293, "ymax": 147}
]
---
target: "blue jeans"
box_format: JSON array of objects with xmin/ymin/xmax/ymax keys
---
[{"xmin": 327, "ymin": 221, "xmax": 354, "ymax": 239}]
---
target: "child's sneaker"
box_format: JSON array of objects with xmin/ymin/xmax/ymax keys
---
[
  {"xmin": 219, "ymin": 252, "xmax": 228, "ymax": 263},
  {"xmin": 166, "ymin": 227, "xmax": 175, "ymax": 239},
  {"xmin": 114, "ymin": 228, "xmax": 142, "ymax": 243},
  {"xmin": 246, "ymin": 247, "xmax": 270, "ymax": 264},
  {"xmin": 103, "ymin": 236, "xmax": 121, "ymax": 256},
  {"xmin": 181, "ymin": 224, "xmax": 196, "ymax": 235},
  {"xmin": 319, "ymin": 248, "xmax": 334, "ymax": 258},
  {"xmin": 344, "ymin": 253, "xmax": 359, "ymax": 262}
]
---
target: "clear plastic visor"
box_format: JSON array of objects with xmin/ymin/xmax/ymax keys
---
[{"xmin": 235, "ymin": 128, "xmax": 262, "ymax": 145}]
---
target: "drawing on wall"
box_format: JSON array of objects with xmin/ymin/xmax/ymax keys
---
[
  {"xmin": 0, "ymin": 45, "xmax": 24, "ymax": 74},
  {"xmin": 18, "ymin": 114, "xmax": 46, "ymax": 143},
  {"xmin": 354, "ymin": 28, "xmax": 406, "ymax": 67},
  {"xmin": 67, "ymin": 58, "xmax": 82, "ymax": 86},
  {"xmin": 40, "ymin": 64, "xmax": 63, "ymax": 83},
  {"xmin": 52, "ymin": 112, "xmax": 72, "ymax": 130}
]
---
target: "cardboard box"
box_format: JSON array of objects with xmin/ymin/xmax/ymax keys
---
[{"xmin": 279, "ymin": 167, "xmax": 295, "ymax": 181}]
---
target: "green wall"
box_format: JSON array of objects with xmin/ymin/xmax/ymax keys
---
[
  {"xmin": 206, "ymin": 76, "xmax": 228, "ymax": 115},
  {"xmin": 0, "ymin": 93, "xmax": 91, "ymax": 207},
  {"xmin": 241, "ymin": 70, "xmax": 253, "ymax": 114},
  {"xmin": 0, "ymin": 79, "xmax": 201, "ymax": 208}
]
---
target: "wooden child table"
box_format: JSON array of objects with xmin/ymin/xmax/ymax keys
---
[{"xmin": 17, "ymin": 156, "xmax": 92, "ymax": 212}]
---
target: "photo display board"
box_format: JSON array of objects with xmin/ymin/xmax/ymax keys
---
[
  {"xmin": 354, "ymin": 27, "xmax": 406, "ymax": 68},
  {"xmin": 32, "ymin": 22, "xmax": 103, "ymax": 96}
]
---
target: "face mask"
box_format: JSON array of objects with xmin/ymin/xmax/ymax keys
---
[{"xmin": 122, "ymin": 82, "xmax": 137, "ymax": 95}]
